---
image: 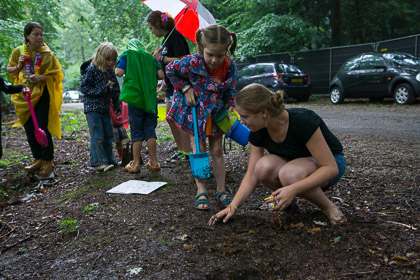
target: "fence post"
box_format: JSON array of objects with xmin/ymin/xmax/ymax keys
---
[{"xmin": 329, "ymin": 48, "xmax": 332, "ymax": 86}]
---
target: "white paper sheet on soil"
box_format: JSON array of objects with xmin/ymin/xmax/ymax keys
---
[{"xmin": 107, "ymin": 180, "xmax": 167, "ymax": 195}]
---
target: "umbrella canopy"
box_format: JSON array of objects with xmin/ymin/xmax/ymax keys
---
[{"xmin": 142, "ymin": 0, "xmax": 216, "ymax": 43}]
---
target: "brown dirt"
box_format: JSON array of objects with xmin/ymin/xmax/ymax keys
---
[{"xmin": 0, "ymin": 97, "xmax": 419, "ymax": 279}]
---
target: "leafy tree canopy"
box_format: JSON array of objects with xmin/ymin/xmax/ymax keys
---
[
  {"xmin": 1, "ymin": 0, "xmax": 419, "ymax": 88},
  {"xmin": 236, "ymin": 13, "xmax": 318, "ymax": 59}
]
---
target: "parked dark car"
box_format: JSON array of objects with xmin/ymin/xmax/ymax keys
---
[
  {"xmin": 329, "ymin": 52, "xmax": 420, "ymax": 105},
  {"xmin": 236, "ymin": 62, "xmax": 312, "ymax": 102}
]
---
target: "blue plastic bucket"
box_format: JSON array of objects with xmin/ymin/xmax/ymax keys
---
[{"xmin": 225, "ymin": 120, "xmax": 250, "ymax": 146}]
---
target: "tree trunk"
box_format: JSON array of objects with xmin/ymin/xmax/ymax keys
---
[
  {"xmin": 355, "ymin": 0, "xmax": 365, "ymax": 43},
  {"xmin": 330, "ymin": 0, "xmax": 342, "ymax": 46}
]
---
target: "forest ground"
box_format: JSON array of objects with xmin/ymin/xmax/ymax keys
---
[{"xmin": 0, "ymin": 97, "xmax": 419, "ymax": 279}]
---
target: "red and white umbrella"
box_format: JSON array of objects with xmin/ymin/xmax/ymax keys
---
[{"xmin": 142, "ymin": 0, "xmax": 216, "ymax": 43}]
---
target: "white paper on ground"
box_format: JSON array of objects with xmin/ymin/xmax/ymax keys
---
[{"xmin": 106, "ymin": 180, "xmax": 167, "ymax": 195}]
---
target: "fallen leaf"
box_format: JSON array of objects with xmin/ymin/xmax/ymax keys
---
[
  {"xmin": 176, "ymin": 234, "xmax": 189, "ymax": 241},
  {"xmin": 183, "ymin": 244, "xmax": 193, "ymax": 249},
  {"xmin": 128, "ymin": 267, "xmax": 142, "ymax": 275},
  {"xmin": 289, "ymin": 222, "xmax": 304, "ymax": 228},
  {"xmin": 314, "ymin": 220, "xmax": 328, "ymax": 226},
  {"xmin": 333, "ymin": 236, "xmax": 341, "ymax": 243},
  {"xmin": 223, "ymin": 247, "xmax": 237, "ymax": 253},
  {"xmin": 393, "ymin": 255, "xmax": 408, "ymax": 262},
  {"xmin": 308, "ymin": 227, "xmax": 321, "ymax": 234}
]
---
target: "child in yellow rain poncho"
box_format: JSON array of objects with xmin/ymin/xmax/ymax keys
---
[{"xmin": 7, "ymin": 22, "xmax": 63, "ymax": 179}]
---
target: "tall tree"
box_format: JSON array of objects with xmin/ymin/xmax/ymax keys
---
[{"xmin": 330, "ymin": 0, "xmax": 342, "ymax": 46}]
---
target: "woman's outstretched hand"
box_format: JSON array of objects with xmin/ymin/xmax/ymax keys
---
[
  {"xmin": 264, "ymin": 186, "xmax": 296, "ymax": 211},
  {"xmin": 208, "ymin": 205, "xmax": 237, "ymax": 226}
]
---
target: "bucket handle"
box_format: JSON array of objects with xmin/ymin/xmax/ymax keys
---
[
  {"xmin": 227, "ymin": 113, "xmax": 232, "ymax": 136},
  {"xmin": 227, "ymin": 110, "xmax": 241, "ymax": 136}
]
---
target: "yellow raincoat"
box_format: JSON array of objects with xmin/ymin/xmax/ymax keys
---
[{"xmin": 8, "ymin": 44, "xmax": 63, "ymax": 139}]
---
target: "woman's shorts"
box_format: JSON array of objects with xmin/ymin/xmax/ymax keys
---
[
  {"xmin": 112, "ymin": 124, "xmax": 128, "ymax": 143},
  {"xmin": 128, "ymin": 104, "xmax": 157, "ymax": 142},
  {"xmin": 324, "ymin": 152, "xmax": 346, "ymax": 190}
]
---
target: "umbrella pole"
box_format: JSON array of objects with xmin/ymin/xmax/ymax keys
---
[{"xmin": 160, "ymin": 6, "xmax": 189, "ymax": 49}]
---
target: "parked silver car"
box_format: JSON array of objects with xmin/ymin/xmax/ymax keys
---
[{"xmin": 63, "ymin": 90, "xmax": 83, "ymax": 103}]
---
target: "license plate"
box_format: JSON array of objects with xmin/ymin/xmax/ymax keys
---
[{"xmin": 292, "ymin": 78, "xmax": 303, "ymax": 83}]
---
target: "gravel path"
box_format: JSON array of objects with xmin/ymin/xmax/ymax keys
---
[{"xmin": 299, "ymin": 103, "xmax": 420, "ymax": 139}]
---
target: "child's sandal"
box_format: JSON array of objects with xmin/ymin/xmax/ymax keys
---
[
  {"xmin": 146, "ymin": 161, "xmax": 161, "ymax": 172},
  {"xmin": 216, "ymin": 191, "xmax": 233, "ymax": 208},
  {"xmin": 125, "ymin": 161, "xmax": 140, "ymax": 173},
  {"xmin": 195, "ymin": 192, "xmax": 210, "ymax": 210}
]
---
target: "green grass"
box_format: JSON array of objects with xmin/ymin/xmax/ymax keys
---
[
  {"xmin": 62, "ymin": 185, "xmax": 92, "ymax": 199},
  {"xmin": 0, "ymin": 151, "xmax": 29, "ymax": 166},
  {"xmin": 160, "ymin": 183, "xmax": 175, "ymax": 191},
  {"xmin": 60, "ymin": 111, "xmax": 88, "ymax": 138},
  {"xmin": 2, "ymin": 126, "xmax": 25, "ymax": 137}
]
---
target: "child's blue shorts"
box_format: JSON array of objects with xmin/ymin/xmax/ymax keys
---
[{"xmin": 128, "ymin": 104, "xmax": 157, "ymax": 142}]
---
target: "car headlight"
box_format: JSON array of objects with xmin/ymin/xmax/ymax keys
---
[{"xmin": 416, "ymin": 73, "xmax": 420, "ymax": 82}]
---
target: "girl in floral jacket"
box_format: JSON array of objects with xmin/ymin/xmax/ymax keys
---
[{"xmin": 166, "ymin": 24, "xmax": 238, "ymax": 210}]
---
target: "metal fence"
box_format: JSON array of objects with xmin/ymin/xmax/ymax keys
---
[{"xmin": 236, "ymin": 34, "xmax": 420, "ymax": 95}]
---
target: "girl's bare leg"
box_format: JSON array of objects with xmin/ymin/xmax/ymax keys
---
[
  {"xmin": 192, "ymin": 135, "xmax": 209, "ymax": 209},
  {"xmin": 208, "ymin": 136, "xmax": 226, "ymax": 194}
]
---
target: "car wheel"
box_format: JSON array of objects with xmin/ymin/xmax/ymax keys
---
[
  {"xmin": 330, "ymin": 87, "xmax": 344, "ymax": 104},
  {"xmin": 393, "ymin": 83, "xmax": 415, "ymax": 105}
]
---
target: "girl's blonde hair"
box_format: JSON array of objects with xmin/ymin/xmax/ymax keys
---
[
  {"xmin": 196, "ymin": 24, "xmax": 237, "ymax": 56},
  {"xmin": 236, "ymin": 83, "xmax": 285, "ymax": 117},
  {"xmin": 92, "ymin": 42, "xmax": 118, "ymax": 72}
]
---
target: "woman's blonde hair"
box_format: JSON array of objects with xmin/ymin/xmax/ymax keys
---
[
  {"xmin": 92, "ymin": 42, "xmax": 118, "ymax": 72},
  {"xmin": 236, "ymin": 83, "xmax": 285, "ymax": 117}
]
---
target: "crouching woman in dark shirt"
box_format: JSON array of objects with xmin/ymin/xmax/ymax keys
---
[{"xmin": 209, "ymin": 83, "xmax": 347, "ymax": 226}]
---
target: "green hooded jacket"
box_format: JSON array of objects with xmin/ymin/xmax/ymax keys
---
[{"xmin": 119, "ymin": 39, "xmax": 160, "ymax": 113}]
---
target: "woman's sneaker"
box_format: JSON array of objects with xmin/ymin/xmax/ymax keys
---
[
  {"xmin": 166, "ymin": 152, "xmax": 182, "ymax": 163},
  {"xmin": 25, "ymin": 159, "xmax": 42, "ymax": 173},
  {"xmin": 38, "ymin": 160, "xmax": 54, "ymax": 179}
]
